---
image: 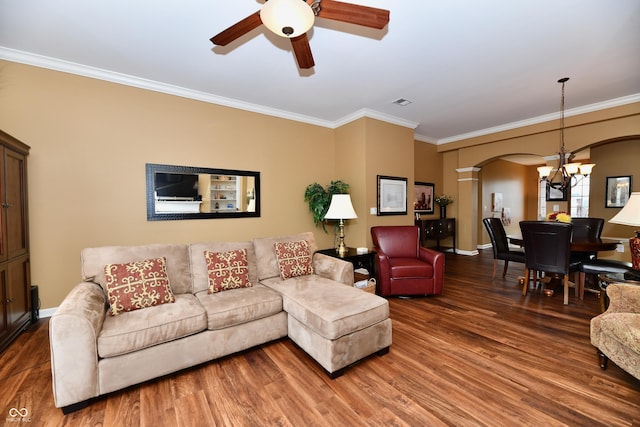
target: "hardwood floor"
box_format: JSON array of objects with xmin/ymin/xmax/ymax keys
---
[{"xmin": 1, "ymin": 249, "xmax": 639, "ymax": 426}]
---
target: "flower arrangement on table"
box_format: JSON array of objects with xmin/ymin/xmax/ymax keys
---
[
  {"xmin": 434, "ymin": 195, "xmax": 454, "ymax": 206},
  {"xmin": 546, "ymin": 211, "xmax": 572, "ymax": 223}
]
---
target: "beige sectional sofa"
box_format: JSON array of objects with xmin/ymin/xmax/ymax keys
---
[{"xmin": 49, "ymin": 232, "xmax": 392, "ymax": 413}]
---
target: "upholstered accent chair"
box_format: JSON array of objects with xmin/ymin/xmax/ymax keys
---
[
  {"xmin": 371, "ymin": 225, "xmax": 444, "ymax": 297},
  {"xmin": 590, "ymin": 283, "xmax": 640, "ymax": 380},
  {"xmin": 482, "ymin": 217, "xmax": 525, "ymax": 279},
  {"xmin": 519, "ymin": 221, "xmax": 581, "ymax": 305}
]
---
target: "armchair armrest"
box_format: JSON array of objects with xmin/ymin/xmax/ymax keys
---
[
  {"xmin": 419, "ymin": 246, "xmax": 445, "ymax": 288},
  {"xmin": 606, "ymin": 283, "xmax": 640, "ymax": 314},
  {"xmin": 49, "ymin": 282, "xmax": 107, "ymax": 408},
  {"xmin": 313, "ymin": 253, "xmax": 354, "ymax": 286}
]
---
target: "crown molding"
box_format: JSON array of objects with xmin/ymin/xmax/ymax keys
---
[
  {"xmin": 0, "ymin": 47, "xmax": 338, "ymax": 128},
  {"xmin": 0, "ymin": 48, "xmax": 421, "ymax": 133},
  {"xmin": 333, "ymin": 108, "xmax": 419, "ymax": 130},
  {"xmin": 438, "ymin": 93, "xmax": 640, "ymax": 145},
  {"xmin": 2, "ymin": 47, "xmax": 638, "ymax": 142}
]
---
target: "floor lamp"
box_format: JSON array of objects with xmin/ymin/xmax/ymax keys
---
[{"xmin": 324, "ymin": 194, "xmax": 358, "ymax": 256}]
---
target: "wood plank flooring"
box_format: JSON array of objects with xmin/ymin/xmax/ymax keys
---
[{"xmin": 1, "ymin": 249, "xmax": 639, "ymax": 426}]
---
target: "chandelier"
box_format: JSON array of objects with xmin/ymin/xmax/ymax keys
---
[{"xmin": 537, "ymin": 77, "xmax": 595, "ymax": 190}]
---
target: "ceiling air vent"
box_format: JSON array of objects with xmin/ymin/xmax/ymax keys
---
[{"xmin": 392, "ymin": 98, "xmax": 412, "ymax": 106}]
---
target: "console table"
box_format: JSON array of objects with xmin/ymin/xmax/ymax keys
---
[{"xmin": 415, "ymin": 218, "xmax": 456, "ymax": 253}]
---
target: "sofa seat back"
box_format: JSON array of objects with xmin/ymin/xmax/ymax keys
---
[
  {"xmin": 189, "ymin": 241, "xmax": 258, "ymax": 294},
  {"xmin": 81, "ymin": 243, "xmax": 192, "ymax": 295},
  {"xmin": 98, "ymin": 293, "xmax": 207, "ymax": 358},
  {"xmin": 253, "ymin": 232, "xmax": 318, "ymax": 281}
]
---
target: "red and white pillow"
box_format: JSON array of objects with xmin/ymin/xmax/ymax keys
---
[
  {"xmin": 273, "ymin": 240, "xmax": 314, "ymax": 279},
  {"xmin": 205, "ymin": 249, "xmax": 253, "ymax": 293},
  {"xmin": 104, "ymin": 257, "xmax": 175, "ymax": 316}
]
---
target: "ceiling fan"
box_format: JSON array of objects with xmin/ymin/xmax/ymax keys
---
[{"xmin": 210, "ymin": 0, "xmax": 390, "ymax": 69}]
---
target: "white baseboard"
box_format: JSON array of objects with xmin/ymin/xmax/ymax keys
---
[
  {"xmin": 456, "ymin": 249, "xmax": 479, "ymax": 256},
  {"xmin": 38, "ymin": 307, "xmax": 58, "ymax": 318}
]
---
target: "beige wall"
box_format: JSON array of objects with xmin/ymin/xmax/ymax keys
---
[
  {"xmin": 0, "ymin": 61, "xmax": 345, "ymax": 308},
  {"xmin": 0, "ymin": 61, "xmax": 418, "ymax": 309},
  {"xmin": 589, "ymin": 139, "xmax": 640, "ymax": 235},
  {"xmin": 479, "ymin": 160, "xmax": 528, "ymax": 244}
]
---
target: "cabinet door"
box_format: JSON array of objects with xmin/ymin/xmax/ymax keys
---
[
  {"xmin": 6, "ymin": 256, "xmax": 30, "ymax": 328},
  {"xmin": 2, "ymin": 148, "xmax": 28, "ymax": 260},
  {"xmin": 0, "ymin": 264, "xmax": 7, "ymax": 337}
]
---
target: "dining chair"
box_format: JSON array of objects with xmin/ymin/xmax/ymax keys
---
[
  {"xmin": 571, "ymin": 217, "xmax": 605, "ymax": 261},
  {"xmin": 519, "ymin": 221, "xmax": 581, "ymax": 305},
  {"xmin": 482, "ymin": 218, "xmax": 525, "ymax": 279}
]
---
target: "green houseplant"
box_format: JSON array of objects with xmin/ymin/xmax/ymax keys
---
[{"xmin": 304, "ymin": 180, "xmax": 349, "ymax": 232}]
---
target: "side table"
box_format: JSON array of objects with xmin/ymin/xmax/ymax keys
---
[
  {"xmin": 316, "ymin": 248, "xmax": 376, "ymax": 283},
  {"xmin": 598, "ymin": 272, "xmax": 640, "ymax": 312}
]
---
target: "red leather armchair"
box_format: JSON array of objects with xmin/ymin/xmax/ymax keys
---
[{"xmin": 371, "ymin": 225, "xmax": 445, "ymax": 297}]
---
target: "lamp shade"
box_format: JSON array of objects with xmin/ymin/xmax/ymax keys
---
[
  {"xmin": 610, "ymin": 192, "xmax": 640, "ymax": 227},
  {"xmin": 324, "ymin": 194, "xmax": 358, "ymax": 220},
  {"xmin": 537, "ymin": 166, "xmax": 554, "ymax": 179},
  {"xmin": 563, "ymin": 162, "xmax": 581, "ymax": 176},
  {"xmin": 260, "ymin": 0, "xmax": 315, "ymax": 38},
  {"xmin": 578, "ymin": 163, "xmax": 595, "ymax": 175}
]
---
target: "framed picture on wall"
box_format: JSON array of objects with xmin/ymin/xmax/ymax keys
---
[
  {"xmin": 413, "ymin": 182, "xmax": 434, "ymax": 214},
  {"xmin": 605, "ymin": 175, "xmax": 632, "ymax": 208},
  {"xmin": 546, "ymin": 182, "xmax": 567, "ymax": 201},
  {"xmin": 377, "ymin": 175, "xmax": 407, "ymax": 216}
]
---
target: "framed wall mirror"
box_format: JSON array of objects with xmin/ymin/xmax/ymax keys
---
[{"xmin": 146, "ymin": 163, "xmax": 260, "ymax": 221}]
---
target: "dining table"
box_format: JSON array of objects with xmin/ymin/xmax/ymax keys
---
[
  {"xmin": 507, "ymin": 235, "xmax": 619, "ymax": 253},
  {"xmin": 507, "ymin": 234, "xmax": 620, "ymax": 296}
]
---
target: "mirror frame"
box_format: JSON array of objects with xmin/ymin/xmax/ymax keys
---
[{"xmin": 146, "ymin": 163, "xmax": 261, "ymax": 221}]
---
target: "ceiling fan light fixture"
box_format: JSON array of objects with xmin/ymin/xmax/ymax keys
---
[{"xmin": 261, "ymin": 0, "xmax": 315, "ymax": 38}]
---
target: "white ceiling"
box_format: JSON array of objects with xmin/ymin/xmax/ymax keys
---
[{"xmin": 1, "ymin": 0, "xmax": 639, "ymax": 144}]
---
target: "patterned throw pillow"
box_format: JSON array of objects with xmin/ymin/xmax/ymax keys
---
[
  {"xmin": 205, "ymin": 249, "xmax": 253, "ymax": 293},
  {"xmin": 104, "ymin": 257, "xmax": 175, "ymax": 316},
  {"xmin": 273, "ymin": 240, "xmax": 314, "ymax": 279}
]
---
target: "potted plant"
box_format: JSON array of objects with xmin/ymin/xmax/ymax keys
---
[{"xmin": 304, "ymin": 180, "xmax": 349, "ymax": 232}]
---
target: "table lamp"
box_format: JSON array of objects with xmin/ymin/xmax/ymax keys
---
[
  {"xmin": 609, "ymin": 191, "xmax": 640, "ymax": 272},
  {"xmin": 324, "ymin": 194, "xmax": 358, "ymax": 256}
]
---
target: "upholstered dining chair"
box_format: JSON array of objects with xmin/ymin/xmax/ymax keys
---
[
  {"xmin": 371, "ymin": 225, "xmax": 444, "ymax": 297},
  {"xmin": 519, "ymin": 221, "xmax": 581, "ymax": 305},
  {"xmin": 570, "ymin": 217, "xmax": 629, "ymax": 299},
  {"xmin": 571, "ymin": 217, "xmax": 605, "ymax": 262},
  {"xmin": 571, "ymin": 217, "xmax": 605, "ymax": 240},
  {"xmin": 482, "ymin": 217, "xmax": 526, "ymax": 279}
]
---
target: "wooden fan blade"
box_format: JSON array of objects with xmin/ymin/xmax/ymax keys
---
[
  {"xmin": 210, "ymin": 11, "xmax": 262, "ymax": 46},
  {"xmin": 291, "ymin": 33, "xmax": 315, "ymax": 69},
  {"xmin": 315, "ymin": 0, "xmax": 389, "ymax": 29}
]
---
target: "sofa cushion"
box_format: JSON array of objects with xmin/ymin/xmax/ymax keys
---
[
  {"xmin": 204, "ymin": 249, "xmax": 253, "ymax": 293},
  {"xmin": 104, "ymin": 257, "xmax": 175, "ymax": 316},
  {"xmin": 83, "ymin": 244, "xmax": 192, "ymax": 295},
  {"xmin": 274, "ymin": 240, "xmax": 314, "ymax": 279},
  {"xmin": 189, "ymin": 241, "xmax": 257, "ymax": 294},
  {"xmin": 261, "ymin": 275, "xmax": 389, "ymax": 340},
  {"xmin": 598, "ymin": 313, "xmax": 640, "ymax": 354},
  {"xmin": 253, "ymin": 232, "xmax": 318, "ymax": 281},
  {"xmin": 98, "ymin": 293, "xmax": 207, "ymax": 358},
  {"xmin": 195, "ymin": 284, "xmax": 283, "ymax": 330}
]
